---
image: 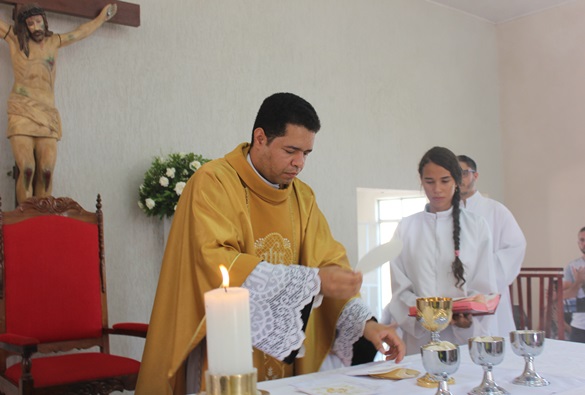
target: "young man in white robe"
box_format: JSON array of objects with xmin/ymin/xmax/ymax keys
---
[{"xmin": 458, "ymin": 155, "xmax": 526, "ymax": 337}]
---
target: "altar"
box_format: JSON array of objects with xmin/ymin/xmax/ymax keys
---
[{"xmin": 258, "ymin": 339, "xmax": 585, "ymax": 395}]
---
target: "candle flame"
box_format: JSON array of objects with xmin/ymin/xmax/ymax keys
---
[{"xmin": 219, "ymin": 265, "xmax": 229, "ymax": 288}]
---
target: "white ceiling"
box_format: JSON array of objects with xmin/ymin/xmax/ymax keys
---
[{"xmin": 428, "ymin": 0, "xmax": 576, "ymax": 23}]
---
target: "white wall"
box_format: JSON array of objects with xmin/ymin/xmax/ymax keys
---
[
  {"xmin": 0, "ymin": 0, "xmax": 502, "ymax": 361},
  {"xmin": 498, "ymin": 0, "xmax": 585, "ymax": 268}
]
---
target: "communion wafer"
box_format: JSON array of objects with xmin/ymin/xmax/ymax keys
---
[
  {"xmin": 424, "ymin": 341, "xmax": 457, "ymax": 351},
  {"xmin": 473, "ymin": 336, "xmax": 496, "ymax": 342}
]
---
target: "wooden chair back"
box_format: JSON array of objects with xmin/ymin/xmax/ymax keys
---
[
  {"xmin": 509, "ymin": 267, "xmax": 565, "ymax": 340},
  {"xmin": 0, "ymin": 195, "xmax": 145, "ymax": 394},
  {"xmin": 0, "ymin": 196, "xmax": 108, "ymax": 357}
]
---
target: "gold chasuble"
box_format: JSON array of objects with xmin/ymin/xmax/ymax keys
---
[
  {"xmin": 136, "ymin": 143, "xmax": 352, "ymax": 395},
  {"xmin": 247, "ymin": 176, "xmax": 301, "ymax": 380}
]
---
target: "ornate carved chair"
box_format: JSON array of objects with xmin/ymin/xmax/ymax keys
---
[
  {"xmin": 0, "ymin": 195, "xmax": 147, "ymax": 394},
  {"xmin": 509, "ymin": 267, "xmax": 565, "ymax": 340}
]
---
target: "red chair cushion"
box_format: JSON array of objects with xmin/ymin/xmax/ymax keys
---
[
  {"xmin": 0, "ymin": 333, "xmax": 39, "ymax": 346},
  {"xmin": 3, "ymin": 216, "xmax": 102, "ymax": 342},
  {"xmin": 4, "ymin": 353, "xmax": 140, "ymax": 388}
]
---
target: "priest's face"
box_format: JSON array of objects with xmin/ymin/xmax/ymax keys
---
[
  {"xmin": 251, "ymin": 124, "xmax": 315, "ymax": 186},
  {"xmin": 26, "ymin": 15, "xmax": 46, "ymax": 43},
  {"xmin": 421, "ymin": 162, "xmax": 456, "ymax": 213}
]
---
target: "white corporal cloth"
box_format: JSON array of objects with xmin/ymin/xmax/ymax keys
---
[{"xmin": 258, "ymin": 338, "xmax": 585, "ymax": 395}]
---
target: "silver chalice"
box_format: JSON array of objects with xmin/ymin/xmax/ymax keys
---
[
  {"xmin": 468, "ymin": 336, "xmax": 509, "ymax": 395},
  {"xmin": 509, "ymin": 330, "xmax": 549, "ymax": 387},
  {"xmin": 421, "ymin": 344, "xmax": 460, "ymax": 395},
  {"xmin": 416, "ymin": 297, "xmax": 453, "ymax": 387}
]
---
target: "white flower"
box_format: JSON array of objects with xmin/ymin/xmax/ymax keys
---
[
  {"xmin": 174, "ymin": 181, "xmax": 186, "ymax": 196},
  {"xmin": 145, "ymin": 198, "xmax": 155, "ymax": 210},
  {"xmin": 140, "ymin": 152, "xmax": 209, "ymax": 218},
  {"xmin": 174, "ymin": 205, "xmax": 177, "ymax": 211}
]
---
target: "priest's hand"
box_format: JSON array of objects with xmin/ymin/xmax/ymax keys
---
[
  {"xmin": 363, "ymin": 320, "xmax": 405, "ymax": 363},
  {"xmin": 318, "ymin": 266, "xmax": 362, "ymax": 299}
]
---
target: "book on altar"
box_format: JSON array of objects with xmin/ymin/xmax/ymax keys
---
[{"xmin": 408, "ymin": 294, "xmax": 501, "ymax": 316}]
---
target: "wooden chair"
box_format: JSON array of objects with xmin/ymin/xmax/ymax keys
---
[
  {"xmin": 0, "ymin": 195, "xmax": 147, "ymax": 395},
  {"xmin": 509, "ymin": 267, "xmax": 565, "ymax": 340}
]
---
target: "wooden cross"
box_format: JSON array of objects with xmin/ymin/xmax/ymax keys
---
[{"xmin": 0, "ymin": 0, "xmax": 140, "ymax": 27}]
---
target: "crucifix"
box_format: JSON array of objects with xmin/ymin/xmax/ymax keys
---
[
  {"xmin": 1, "ymin": 1, "xmax": 139, "ymax": 205},
  {"xmin": 0, "ymin": 0, "xmax": 140, "ymax": 27}
]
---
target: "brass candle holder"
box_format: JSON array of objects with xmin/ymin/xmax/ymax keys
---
[{"xmin": 199, "ymin": 369, "xmax": 269, "ymax": 395}]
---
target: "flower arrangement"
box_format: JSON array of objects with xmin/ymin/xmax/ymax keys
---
[{"xmin": 138, "ymin": 152, "xmax": 211, "ymax": 219}]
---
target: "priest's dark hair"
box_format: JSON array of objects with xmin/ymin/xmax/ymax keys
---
[
  {"xmin": 251, "ymin": 92, "xmax": 321, "ymax": 146},
  {"xmin": 418, "ymin": 146, "xmax": 465, "ymax": 289}
]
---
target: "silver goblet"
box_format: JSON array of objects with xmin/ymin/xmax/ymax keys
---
[
  {"xmin": 421, "ymin": 344, "xmax": 460, "ymax": 395},
  {"xmin": 468, "ymin": 336, "xmax": 509, "ymax": 395},
  {"xmin": 509, "ymin": 330, "xmax": 549, "ymax": 387},
  {"xmin": 416, "ymin": 297, "xmax": 453, "ymax": 387}
]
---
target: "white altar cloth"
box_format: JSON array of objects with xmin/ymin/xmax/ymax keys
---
[{"xmin": 258, "ymin": 339, "xmax": 585, "ymax": 395}]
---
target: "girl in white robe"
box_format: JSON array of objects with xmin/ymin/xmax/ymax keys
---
[{"xmin": 388, "ymin": 146, "xmax": 498, "ymax": 355}]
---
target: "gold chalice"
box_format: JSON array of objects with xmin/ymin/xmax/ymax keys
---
[{"xmin": 416, "ymin": 297, "xmax": 454, "ymax": 388}]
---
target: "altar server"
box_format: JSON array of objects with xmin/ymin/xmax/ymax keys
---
[
  {"xmin": 458, "ymin": 155, "xmax": 526, "ymax": 337},
  {"xmin": 388, "ymin": 146, "xmax": 498, "ymax": 355}
]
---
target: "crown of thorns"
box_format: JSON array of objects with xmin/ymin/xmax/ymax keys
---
[{"xmin": 17, "ymin": 6, "xmax": 45, "ymax": 24}]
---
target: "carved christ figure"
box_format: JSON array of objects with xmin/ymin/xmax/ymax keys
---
[{"xmin": 0, "ymin": 3, "xmax": 117, "ymax": 204}]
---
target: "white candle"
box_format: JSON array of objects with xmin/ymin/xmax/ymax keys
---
[{"xmin": 204, "ymin": 266, "xmax": 253, "ymax": 376}]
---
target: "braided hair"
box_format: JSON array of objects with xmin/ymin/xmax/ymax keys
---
[
  {"xmin": 14, "ymin": 4, "xmax": 54, "ymax": 58},
  {"xmin": 418, "ymin": 146, "xmax": 465, "ymax": 289}
]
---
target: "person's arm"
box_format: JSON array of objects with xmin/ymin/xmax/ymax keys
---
[
  {"xmin": 0, "ymin": 17, "xmax": 11, "ymax": 40},
  {"xmin": 318, "ymin": 265, "xmax": 362, "ymax": 299},
  {"xmin": 492, "ymin": 205, "xmax": 527, "ymax": 289},
  {"xmin": 362, "ymin": 319, "xmax": 405, "ymax": 362},
  {"xmin": 388, "ymin": 250, "xmax": 428, "ymax": 340},
  {"xmin": 59, "ymin": 4, "xmax": 116, "ymax": 47},
  {"xmin": 242, "ymin": 243, "xmax": 363, "ymax": 362},
  {"xmin": 563, "ymin": 266, "xmax": 585, "ymax": 299},
  {"xmin": 243, "ymin": 262, "xmax": 321, "ymax": 362},
  {"xmin": 329, "ymin": 299, "xmax": 404, "ymax": 367}
]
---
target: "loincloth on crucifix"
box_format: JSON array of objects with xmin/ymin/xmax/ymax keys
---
[{"xmin": 7, "ymin": 93, "xmax": 62, "ymax": 139}]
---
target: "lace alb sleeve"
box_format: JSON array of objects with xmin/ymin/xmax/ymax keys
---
[
  {"xmin": 331, "ymin": 298, "xmax": 373, "ymax": 366},
  {"xmin": 242, "ymin": 261, "xmax": 320, "ymax": 361}
]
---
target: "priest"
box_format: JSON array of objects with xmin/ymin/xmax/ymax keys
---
[{"xmin": 136, "ymin": 92, "xmax": 405, "ymax": 394}]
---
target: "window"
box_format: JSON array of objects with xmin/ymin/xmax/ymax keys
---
[{"xmin": 357, "ymin": 188, "xmax": 427, "ymax": 321}]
